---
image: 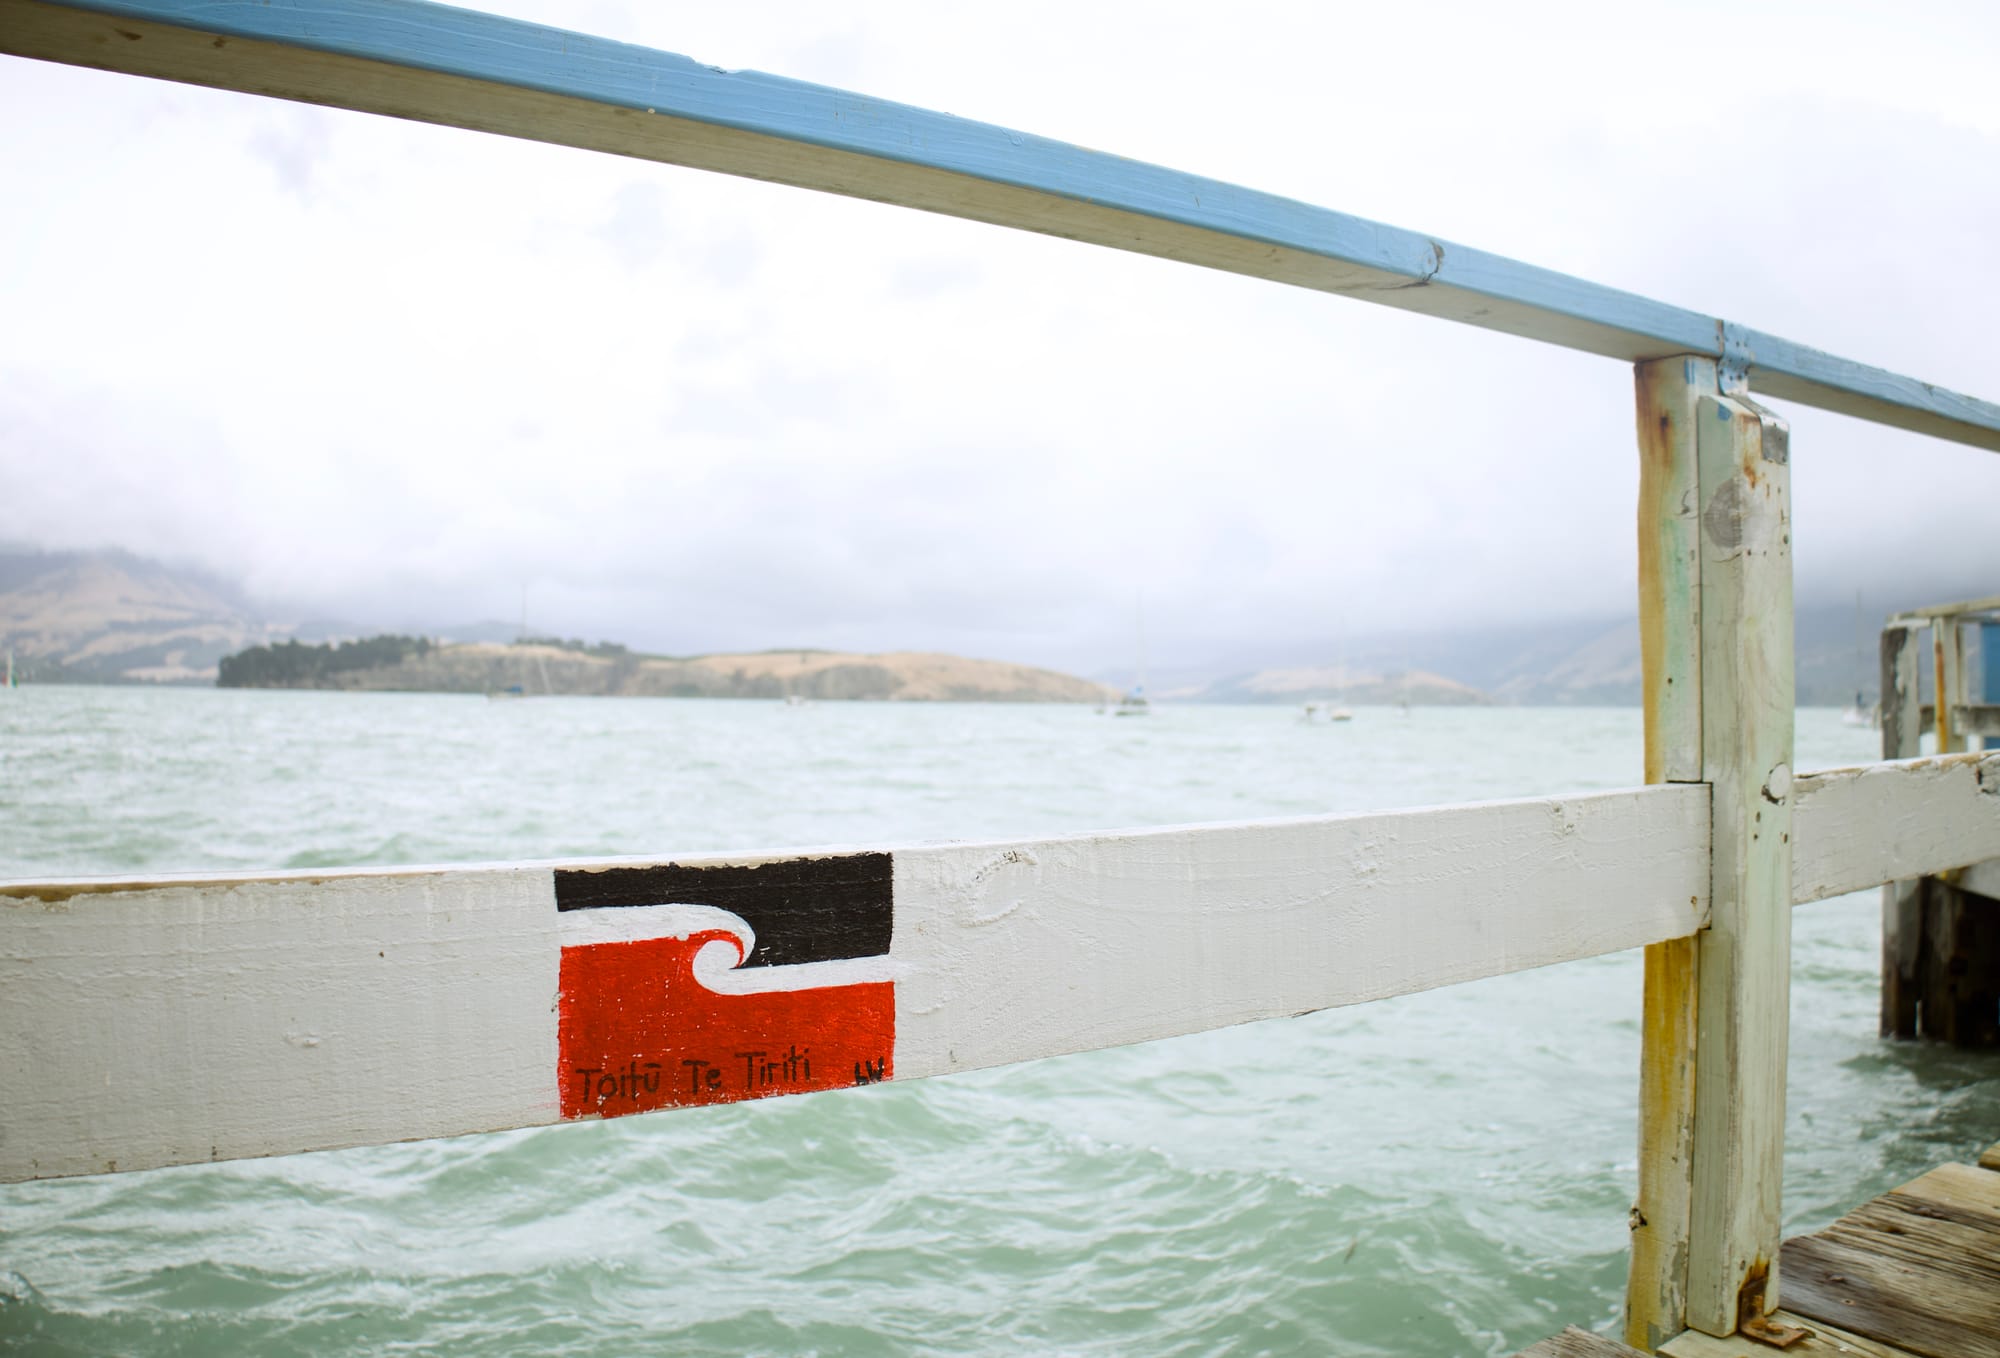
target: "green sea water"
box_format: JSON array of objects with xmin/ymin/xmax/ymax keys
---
[{"xmin": 1, "ymin": 689, "xmax": 1994, "ymax": 1356}]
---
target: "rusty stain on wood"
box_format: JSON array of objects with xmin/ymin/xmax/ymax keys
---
[{"xmin": 1630, "ymin": 933, "xmax": 1701, "ymax": 1351}]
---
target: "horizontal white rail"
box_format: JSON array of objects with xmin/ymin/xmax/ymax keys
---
[
  {"xmin": 4, "ymin": 754, "xmax": 1990, "ymax": 1183},
  {"xmin": 1789, "ymin": 752, "xmax": 2000, "ymax": 905},
  {"xmin": 1, "ymin": 785, "xmax": 1707, "ymax": 1182},
  {"xmin": 4, "ymin": 0, "xmax": 1998, "ymax": 451}
]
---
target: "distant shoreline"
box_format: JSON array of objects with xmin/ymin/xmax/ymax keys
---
[{"xmin": 214, "ymin": 637, "xmax": 1118, "ymax": 705}]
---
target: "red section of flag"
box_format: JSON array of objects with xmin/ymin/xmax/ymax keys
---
[{"xmin": 557, "ymin": 930, "xmax": 894, "ymax": 1119}]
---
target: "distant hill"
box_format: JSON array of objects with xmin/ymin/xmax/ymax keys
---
[
  {"xmin": 1176, "ymin": 664, "xmax": 1488, "ymax": 706},
  {"xmin": 219, "ymin": 637, "xmax": 1115, "ymax": 703},
  {"xmin": 0, "ymin": 548, "xmax": 1113, "ymax": 699},
  {"xmin": 8, "ymin": 544, "xmax": 1982, "ymax": 703},
  {"xmin": 0, "ymin": 548, "xmax": 284, "ymax": 684},
  {"xmin": 1148, "ymin": 595, "xmax": 1986, "ymax": 708}
]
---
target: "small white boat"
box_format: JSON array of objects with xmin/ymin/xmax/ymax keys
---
[{"xmin": 1302, "ymin": 701, "xmax": 1352, "ymax": 723}]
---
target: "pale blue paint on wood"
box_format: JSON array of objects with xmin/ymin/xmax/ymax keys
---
[{"xmin": 18, "ymin": 0, "xmax": 2000, "ymax": 452}]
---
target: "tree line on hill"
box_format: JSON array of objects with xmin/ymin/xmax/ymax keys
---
[{"xmin": 217, "ymin": 635, "xmax": 433, "ymax": 687}]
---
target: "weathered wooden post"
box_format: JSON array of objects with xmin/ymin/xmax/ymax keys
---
[
  {"xmin": 1626, "ymin": 357, "xmax": 1796, "ymax": 1348},
  {"xmin": 1881, "ymin": 622, "xmax": 1924, "ymax": 1037},
  {"xmin": 1922, "ymin": 612, "xmax": 1998, "ymax": 1046},
  {"xmin": 1936, "ymin": 618, "xmax": 1965, "ymax": 756},
  {"xmin": 1879, "ymin": 608, "xmax": 2000, "ymax": 1047},
  {"xmin": 1625, "ymin": 355, "xmax": 1708, "ymax": 1352}
]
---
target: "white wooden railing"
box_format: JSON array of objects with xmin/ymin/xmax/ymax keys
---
[{"xmin": 3, "ymin": 3, "xmax": 1997, "ymax": 1352}]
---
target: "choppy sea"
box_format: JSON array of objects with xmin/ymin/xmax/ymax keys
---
[{"xmin": 1, "ymin": 688, "xmax": 1994, "ymax": 1356}]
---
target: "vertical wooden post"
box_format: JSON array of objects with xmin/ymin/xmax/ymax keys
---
[
  {"xmin": 1880, "ymin": 623, "xmax": 1923, "ymax": 1038},
  {"xmin": 1627, "ymin": 364, "xmax": 1800, "ymax": 1346},
  {"xmin": 1919, "ymin": 876, "xmax": 2000, "ymax": 1046},
  {"xmin": 1880, "ymin": 624, "xmax": 1921, "ymax": 761},
  {"xmin": 1920, "ymin": 617, "xmax": 1988, "ymax": 1044},
  {"xmin": 1986, "ymin": 621, "xmax": 2000, "ymax": 711},
  {"xmin": 1626, "ymin": 355, "xmax": 1710, "ymax": 1352},
  {"xmin": 1935, "ymin": 619, "xmax": 1965, "ymax": 754},
  {"xmin": 1684, "ymin": 389, "xmax": 1795, "ymax": 1337}
]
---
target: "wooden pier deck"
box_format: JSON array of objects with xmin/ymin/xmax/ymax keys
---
[{"xmin": 1517, "ymin": 1141, "xmax": 2000, "ymax": 1358}]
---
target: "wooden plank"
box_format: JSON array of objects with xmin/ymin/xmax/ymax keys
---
[
  {"xmin": 0, "ymin": 785, "xmax": 1708, "ymax": 1182},
  {"xmin": 1627, "ymin": 355, "xmax": 1710, "ymax": 1352},
  {"xmin": 1890, "ymin": 595, "xmax": 2000, "ymax": 622},
  {"xmin": 0, "ymin": 867, "xmax": 561, "ymax": 1180},
  {"xmin": 1899, "ymin": 1161, "xmax": 2000, "ymax": 1218},
  {"xmin": 4, "ymin": 0, "xmax": 2000, "ymax": 452},
  {"xmin": 1684, "ymin": 392, "xmax": 1795, "ymax": 1336},
  {"xmin": 1979, "ymin": 1142, "xmax": 2000, "ymax": 1171},
  {"xmin": 1664, "ymin": 1310, "xmax": 1923, "ymax": 1357},
  {"xmin": 1789, "ymin": 754, "xmax": 2000, "ymax": 903},
  {"xmin": 890, "ymin": 786, "xmax": 1709, "ymax": 1081},
  {"xmin": 1781, "ymin": 1233, "xmax": 2000, "ymax": 1358},
  {"xmin": 1770, "ymin": 1162, "xmax": 2000, "ymax": 1358},
  {"xmin": 1513, "ymin": 1327, "xmax": 1648, "ymax": 1357},
  {"xmin": 1880, "ymin": 626, "xmax": 1924, "ymax": 1038},
  {"xmin": 1821, "ymin": 1191, "xmax": 2000, "ymax": 1287}
]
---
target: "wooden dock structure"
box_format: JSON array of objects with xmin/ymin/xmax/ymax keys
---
[
  {"xmin": 3, "ymin": 4, "xmax": 1998, "ymax": 1354},
  {"xmin": 1880, "ymin": 598, "xmax": 2000, "ymax": 1047},
  {"xmin": 1517, "ymin": 1140, "xmax": 2000, "ymax": 1358}
]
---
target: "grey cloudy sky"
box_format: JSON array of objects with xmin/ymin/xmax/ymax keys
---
[{"xmin": 3, "ymin": 0, "xmax": 1998, "ymax": 672}]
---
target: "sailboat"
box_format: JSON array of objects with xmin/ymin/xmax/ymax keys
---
[
  {"xmin": 1103, "ymin": 596, "xmax": 1151, "ymax": 715},
  {"xmin": 1840, "ymin": 592, "xmax": 1877, "ymax": 727},
  {"xmin": 1304, "ymin": 636, "xmax": 1352, "ymax": 724},
  {"xmin": 489, "ymin": 587, "xmax": 554, "ymax": 700}
]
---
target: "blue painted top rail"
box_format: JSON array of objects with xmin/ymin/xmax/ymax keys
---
[{"xmin": 7, "ymin": 0, "xmax": 1999, "ymax": 452}]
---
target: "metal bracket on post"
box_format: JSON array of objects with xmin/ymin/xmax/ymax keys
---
[{"xmin": 1718, "ymin": 322, "xmax": 1755, "ymax": 395}]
